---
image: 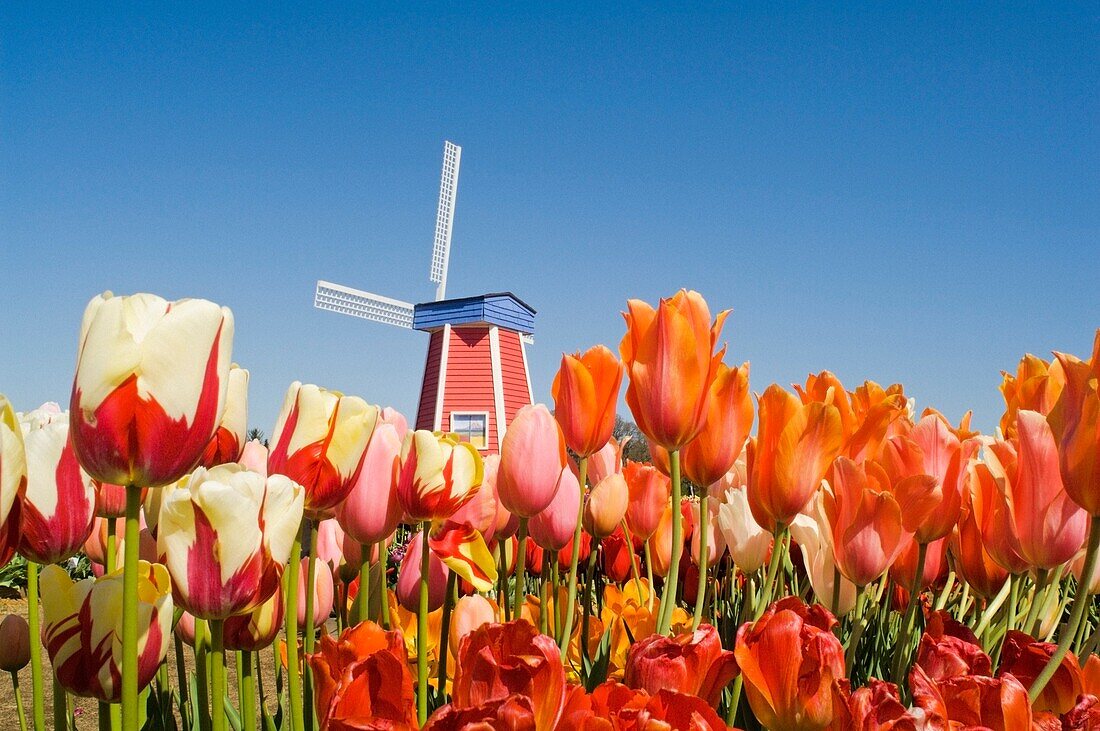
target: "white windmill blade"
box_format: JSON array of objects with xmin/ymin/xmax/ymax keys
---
[
  {"xmin": 429, "ymin": 140, "xmax": 462, "ymax": 300},
  {"xmin": 314, "ymin": 280, "xmax": 414, "ymax": 328}
]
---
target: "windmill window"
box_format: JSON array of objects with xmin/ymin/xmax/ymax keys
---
[{"xmin": 450, "ymin": 412, "xmax": 489, "ymax": 450}]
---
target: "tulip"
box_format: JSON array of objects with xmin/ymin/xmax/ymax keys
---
[
  {"xmin": 309, "ymin": 621, "xmax": 418, "ymax": 730},
  {"xmin": 335, "ymin": 421, "xmax": 403, "ymax": 545},
  {"xmin": 689, "ymin": 496, "xmax": 725, "ymax": 568},
  {"xmin": 268, "ymin": 381, "xmax": 377, "ymax": 519},
  {"xmin": 40, "ymin": 561, "xmax": 173, "ymax": 702},
  {"xmin": 968, "ymin": 457, "xmax": 1028, "ymax": 576},
  {"xmin": 600, "ymin": 528, "xmax": 635, "ymax": 583},
  {"xmin": 583, "ymin": 472, "xmax": 629, "ymax": 539},
  {"xmin": 889, "ymin": 535, "xmax": 948, "ymax": 595},
  {"xmin": 790, "ymin": 496, "xmax": 858, "ymax": 615},
  {"xmin": 716, "ymin": 482, "xmax": 772, "ymax": 574},
  {"xmin": 826, "ymin": 456, "xmax": 906, "ymax": 588},
  {"xmin": 679, "ymin": 361, "xmax": 753, "ymax": 487},
  {"xmin": 587, "ymin": 436, "xmax": 627, "ymax": 486},
  {"xmin": 157, "ymin": 464, "xmax": 304, "ymax": 619},
  {"xmin": 998, "ymin": 630, "xmax": 1082, "ymax": 714},
  {"xmin": 396, "ymin": 530, "xmax": 450, "ymax": 612},
  {"xmin": 199, "ymin": 364, "xmax": 249, "ymax": 468},
  {"xmin": 735, "ymin": 596, "xmax": 846, "ymax": 731},
  {"xmin": 913, "ymin": 611, "xmax": 992, "ymax": 681},
  {"xmin": 560, "ymin": 682, "xmax": 730, "ymax": 730},
  {"xmin": 0, "ymin": 395, "xmax": 25, "ymax": 532},
  {"xmin": 94, "ymin": 480, "xmax": 146, "ymax": 519},
  {"xmin": 397, "ymin": 430, "xmax": 483, "ymax": 525},
  {"xmin": 0, "ymin": 614, "xmax": 30, "ymax": 671},
  {"xmin": 315, "ymin": 518, "xmax": 345, "ymax": 574},
  {"xmin": 424, "ymin": 696, "xmax": 536, "ymax": 729},
  {"xmin": 747, "ymin": 384, "xmax": 843, "ymax": 532},
  {"xmin": 551, "ymin": 344, "xmax": 624, "ymax": 457},
  {"xmin": 447, "ymin": 451, "xmax": 500, "ymax": 538},
  {"xmin": 843, "ymin": 679, "xmax": 919, "ymax": 729},
  {"xmin": 449, "ymin": 594, "xmax": 497, "ymax": 659},
  {"xmin": 297, "ymin": 556, "xmax": 334, "ymax": 629},
  {"xmin": 238, "ymin": 439, "xmax": 267, "ymax": 476},
  {"xmin": 622, "ymin": 461, "xmax": 669, "ymax": 542},
  {"xmin": 16, "ymin": 405, "xmax": 96, "ymax": 564},
  {"xmin": 1049, "ymin": 332, "xmax": 1100, "ymax": 515},
  {"xmin": 950, "ymin": 471, "xmax": 1010, "ymax": 600},
  {"xmin": 999, "ymin": 353, "xmax": 1065, "ymax": 440},
  {"xmin": 69, "ymin": 292, "xmax": 234, "ymax": 488},
  {"xmin": 223, "ymin": 590, "xmax": 284, "ymax": 651},
  {"xmin": 529, "ymin": 467, "xmax": 580, "ymax": 551},
  {"xmin": 619, "ymin": 289, "xmax": 728, "ymax": 451},
  {"xmin": 450, "ymin": 620, "xmax": 566, "ymax": 731},
  {"xmin": 647, "ymin": 502, "xmax": 678, "ymax": 578},
  {"xmin": 910, "ymin": 665, "xmax": 1033, "ymax": 731},
  {"xmin": 497, "ymin": 404, "xmax": 567, "ymax": 518},
  {"xmin": 623, "ymin": 624, "xmax": 738, "ymax": 705}
]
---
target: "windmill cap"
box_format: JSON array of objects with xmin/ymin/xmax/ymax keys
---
[{"xmin": 413, "ymin": 292, "xmax": 535, "ymax": 334}]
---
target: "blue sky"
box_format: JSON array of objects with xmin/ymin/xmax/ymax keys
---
[{"xmin": 2, "ymin": 3, "xmax": 1098, "ymax": 435}]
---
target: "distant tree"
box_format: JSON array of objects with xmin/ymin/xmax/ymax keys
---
[
  {"xmin": 614, "ymin": 414, "xmax": 651, "ymax": 464},
  {"xmin": 247, "ymin": 427, "xmax": 267, "ymax": 447}
]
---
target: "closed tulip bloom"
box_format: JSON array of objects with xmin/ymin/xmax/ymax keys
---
[
  {"xmin": 529, "ymin": 467, "xmax": 580, "ymax": 551},
  {"xmin": 451, "ymin": 620, "xmax": 566, "ymax": 731},
  {"xmin": 622, "ymin": 461, "xmax": 669, "ymax": 541},
  {"xmin": 0, "ymin": 614, "xmax": 30, "ymax": 671},
  {"xmin": 647, "ymin": 502, "xmax": 676, "ymax": 577},
  {"xmin": 690, "ymin": 497, "xmax": 726, "ymax": 567},
  {"xmin": 224, "ymin": 589, "xmax": 283, "ymax": 651},
  {"xmin": 297, "ymin": 555, "xmax": 334, "ymax": 629},
  {"xmin": 40, "ymin": 561, "xmax": 172, "ymax": 702},
  {"xmin": 0, "ymin": 396, "xmax": 27, "ymax": 529},
  {"xmin": 950, "ymin": 466, "xmax": 1010, "ymax": 599},
  {"xmin": 69, "ymin": 292, "xmax": 234, "ymax": 487},
  {"xmin": 199, "ymin": 364, "xmax": 249, "ymax": 467},
  {"xmin": 268, "ymin": 382, "xmax": 377, "ymax": 519},
  {"xmin": 94, "ymin": 480, "xmax": 146, "ymax": 519},
  {"xmin": 968, "ymin": 456, "xmax": 1029, "ymax": 575},
  {"xmin": 583, "ymin": 472, "xmax": 629, "ymax": 539},
  {"xmin": 680, "ymin": 361, "xmax": 753, "ymax": 487},
  {"xmin": 735, "ymin": 597, "xmax": 846, "ymax": 731},
  {"xmin": 747, "ymin": 384, "xmax": 843, "ymax": 532},
  {"xmin": 790, "ymin": 496, "xmax": 858, "ymax": 615},
  {"xmin": 900, "ymin": 413, "xmax": 981, "ymax": 544},
  {"xmin": 497, "ymin": 404, "xmax": 567, "ymax": 518},
  {"xmin": 335, "ymin": 422, "xmax": 403, "ymax": 545},
  {"xmin": 587, "ymin": 436, "xmax": 627, "ymax": 486},
  {"xmin": 623, "ymin": 624, "xmax": 738, "ymax": 706},
  {"xmin": 716, "ymin": 482, "xmax": 772, "ymax": 574},
  {"xmin": 1050, "ymin": 331, "xmax": 1100, "ymax": 515},
  {"xmin": 16, "ymin": 405, "xmax": 96, "ymax": 564},
  {"xmin": 157, "ymin": 464, "xmax": 304, "ymax": 619},
  {"xmin": 826, "ymin": 457, "xmax": 906, "ymax": 587},
  {"xmin": 449, "ymin": 594, "xmax": 497, "ymax": 659},
  {"xmin": 396, "ymin": 530, "xmax": 450, "ymax": 612},
  {"xmin": 552, "ymin": 345, "xmax": 624, "ymax": 457},
  {"xmin": 398, "ymin": 430, "xmax": 483, "ymax": 523},
  {"xmin": 238, "ymin": 439, "xmax": 268, "ymax": 476},
  {"xmin": 619, "ymin": 290, "xmax": 729, "ymax": 451}
]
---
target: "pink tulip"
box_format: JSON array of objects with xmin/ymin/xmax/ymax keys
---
[
  {"xmin": 316, "ymin": 519, "xmax": 346, "ymax": 573},
  {"xmin": 379, "ymin": 406, "xmax": 409, "ymax": 438},
  {"xmin": 396, "ymin": 530, "xmax": 449, "ymax": 612},
  {"xmin": 450, "ymin": 452, "xmax": 501, "ymax": 538},
  {"xmin": 174, "ymin": 611, "xmax": 196, "ymax": 647},
  {"xmin": 238, "ymin": 439, "xmax": 268, "ymax": 477},
  {"xmin": 497, "ymin": 404, "xmax": 567, "ymax": 518},
  {"xmin": 297, "ymin": 556, "xmax": 334, "ymax": 630},
  {"xmin": 529, "ymin": 467, "xmax": 580, "ymax": 551},
  {"xmin": 336, "ymin": 423, "xmax": 404, "ymax": 545},
  {"xmin": 449, "ymin": 594, "xmax": 497, "ymax": 659},
  {"xmin": 690, "ymin": 497, "xmax": 726, "ymax": 567},
  {"xmin": 587, "ymin": 436, "xmax": 628, "ymax": 486}
]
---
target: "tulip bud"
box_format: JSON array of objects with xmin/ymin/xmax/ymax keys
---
[
  {"xmin": 0, "ymin": 614, "xmax": 31, "ymax": 671},
  {"xmin": 497, "ymin": 405, "xmax": 567, "ymax": 518},
  {"xmin": 715, "ymin": 483, "xmax": 771, "ymax": 574},
  {"xmin": 336, "ymin": 422, "xmax": 404, "ymax": 545},
  {"xmin": 449, "ymin": 594, "xmax": 497, "ymax": 659},
  {"xmin": 396, "ymin": 531, "xmax": 449, "ymax": 612},
  {"xmin": 622, "ymin": 461, "xmax": 670, "ymax": 541},
  {"xmin": 551, "ymin": 345, "xmax": 624, "ymax": 457},
  {"xmin": 586, "ymin": 437, "xmax": 627, "ymax": 486},
  {"xmin": 175, "ymin": 611, "xmax": 197, "ymax": 647},
  {"xmin": 225, "ymin": 590, "xmax": 284, "ymax": 651},
  {"xmin": 529, "ymin": 467, "xmax": 580, "ymax": 552},
  {"xmin": 583, "ymin": 473, "xmax": 629, "ymax": 539},
  {"xmin": 238, "ymin": 439, "xmax": 268, "ymax": 476},
  {"xmin": 297, "ymin": 556, "xmax": 334, "ymax": 630}
]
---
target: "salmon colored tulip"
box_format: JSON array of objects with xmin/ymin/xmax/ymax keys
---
[
  {"xmin": 297, "ymin": 555, "xmax": 334, "ymax": 629},
  {"xmin": 238, "ymin": 439, "xmax": 268, "ymax": 476},
  {"xmin": 309, "ymin": 621, "xmax": 418, "ymax": 730},
  {"xmin": 583, "ymin": 472, "xmax": 629, "ymax": 539},
  {"xmin": 967, "ymin": 456, "xmax": 1028, "ymax": 576},
  {"xmin": 16, "ymin": 404, "xmax": 96, "ymax": 565},
  {"xmin": 0, "ymin": 396, "xmax": 26, "ymax": 531},
  {"xmin": 552, "ymin": 345, "xmax": 624, "ymax": 457},
  {"xmin": 450, "ymin": 620, "xmax": 566, "ymax": 731},
  {"xmin": 889, "ymin": 535, "xmax": 948, "ymax": 594},
  {"xmin": 619, "ymin": 289, "xmax": 729, "ymax": 451},
  {"xmin": 529, "ymin": 467, "xmax": 580, "ymax": 551},
  {"xmin": 1000, "ymin": 353, "xmax": 1065, "ymax": 440},
  {"xmin": 0, "ymin": 614, "xmax": 30, "ymax": 672},
  {"xmin": 950, "ymin": 489, "xmax": 1009, "ymax": 600},
  {"xmin": 40, "ymin": 561, "xmax": 173, "ymax": 702},
  {"xmin": 910, "ymin": 665, "xmax": 1033, "ymax": 731},
  {"xmin": 679, "ymin": 361, "xmax": 753, "ymax": 487},
  {"xmin": 497, "ymin": 404, "xmax": 567, "ymax": 518},
  {"xmin": 998, "ymin": 630, "xmax": 1083, "ymax": 715},
  {"xmin": 224, "ymin": 590, "xmax": 284, "ymax": 651},
  {"xmin": 268, "ymin": 381, "xmax": 377, "ymax": 519},
  {"xmin": 1050, "ymin": 330, "xmax": 1100, "ymax": 515},
  {"xmin": 69, "ymin": 292, "xmax": 234, "ymax": 487},
  {"xmin": 716, "ymin": 481, "xmax": 772, "ymax": 574},
  {"xmin": 735, "ymin": 596, "xmax": 846, "ymax": 731},
  {"xmin": 622, "ymin": 461, "xmax": 669, "ymax": 541},
  {"xmin": 587, "ymin": 436, "xmax": 628, "ymax": 486},
  {"xmin": 199, "ymin": 364, "xmax": 249, "ymax": 467},
  {"xmin": 826, "ymin": 456, "xmax": 906, "ymax": 587},
  {"xmin": 448, "ymin": 594, "xmax": 497, "ymax": 659},
  {"xmin": 335, "ymin": 421, "xmax": 403, "ymax": 545},
  {"xmin": 623, "ymin": 624, "xmax": 738, "ymax": 705},
  {"xmin": 747, "ymin": 384, "xmax": 843, "ymax": 532}
]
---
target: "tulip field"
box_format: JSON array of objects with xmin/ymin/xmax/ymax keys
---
[{"xmin": 4, "ymin": 288, "xmax": 1100, "ymax": 730}]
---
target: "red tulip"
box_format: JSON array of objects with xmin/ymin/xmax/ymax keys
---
[
  {"xmin": 623, "ymin": 624, "xmax": 738, "ymax": 706},
  {"xmin": 560, "ymin": 681, "xmax": 731, "ymax": 731},
  {"xmin": 997, "ymin": 630, "xmax": 1082, "ymax": 715},
  {"xmin": 552, "ymin": 345, "xmax": 624, "ymax": 457},
  {"xmin": 844, "ymin": 679, "xmax": 919, "ymax": 730},
  {"xmin": 423, "ymin": 695, "xmax": 536, "ymax": 729},
  {"xmin": 199, "ymin": 364, "xmax": 249, "ymax": 467},
  {"xmin": 913, "ymin": 611, "xmax": 992, "ymax": 681},
  {"xmin": 600, "ymin": 527, "xmax": 635, "ymax": 584},
  {"xmin": 619, "ymin": 290, "xmax": 729, "ymax": 451},
  {"xmin": 910, "ymin": 665, "xmax": 1032, "ymax": 731},
  {"xmin": 69, "ymin": 292, "xmax": 234, "ymax": 487},
  {"xmin": 497, "ymin": 404, "xmax": 567, "ymax": 518}
]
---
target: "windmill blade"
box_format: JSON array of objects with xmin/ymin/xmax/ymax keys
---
[
  {"xmin": 314, "ymin": 280, "xmax": 414, "ymax": 328},
  {"xmin": 429, "ymin": 140, "xmax": 462, "ymax": 300}
]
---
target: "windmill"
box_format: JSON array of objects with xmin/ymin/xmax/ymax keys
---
[{"xmin": 313, "ymin": 141, "xmax": 535, "ymax": 454}]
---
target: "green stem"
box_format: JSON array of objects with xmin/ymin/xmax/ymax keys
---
[
  {"xmin": 26, "ymin": 560, "xmax": 44, "ymax": 731},
  {"xmin": 692, "ymin": 493, "xmax": 709, "ymax": 631},
  {"xmin": 892, "ymin": 541, "xmax": 929, "ymax": 687},
  {"xmin": 643, "ymin": 542, "xmax": 654, "ymax": 610},
  {"xmin": 621, "ymin": 520, "xmax": 644, "ymax": 599},
  {"xmin": 830, "ymin": 566, "xmax": 842, "ymax": 618},
  {"xmin": 657, "ymin": 450, "xmax": 683, "ymax": 635},
  {"xmin": 52, "ymin": 677, "xmax": 67, "ymax": 731},
  {"xmin": 378, "ymin": 540, "xmax": 391, "ymax": 630},
  {"xmin": 754, "ymin": 523, "xmax": 788, "ymax": 621},
  {"xmin": 437, "ymin": 571, "xmax": 457, "ymax": 696},
  {"xmin": 1023, "ymin": 567, "xmax": 1051, "ymax": 637},
  {"xmin": 1030, "ymin": 515, "xmax": 1100, "ymax": 702},
  {"xmin": 581, "ymin": 539, "xmax": 600, "ymax": 679},
  {"xmin": 11, "ymin": 671, "xmax": 28, "ymax": 731},
  {"xmin": 417, "ymin": 524, "xmax": 430, "ymax": 724},
  {"xmin": 357, "ymin": 543, "xmax": 371, "ymax": 625},
  {"xmin": 174, "ymin": 630, "xmax": 190, "ymax": 729},
  {"xmin": 973, "ymin": 575, "xmax": 1013, "ymax": 643},
  {"xmin": 121, "ymin": 485, "xmax": 141, "ymax": 731},
  {"xmin": 302, "ymin": 523, "xmax": 318, "ymax": 731},
  {"xmin": 209, "ymin": 620, "xmax": 225, "ymax": 731},
  {"xmin": 933, "ymin": 572, "xmax": 956, "ymax": 612},
  {"xmin": 559, "ymin": 456, "xmax": 588, "ymax": 653},
  {"xmin": 194, "ymin": 620, "xmax": 211, "ymax": 731},
  {"xmin": 106, "ymin": 519, "xmax": 117, "ymax": 573},
  {"xmin": 514, "ymin": 518, "xmax": 529, "ymax": 617},
  {"xmin": 845, "ymin": 585, "xmax": 868, "ymax": 673},
  {"xmin": 283, "ymin": 526, "xmax": 304, "ymax": 731},
  {"xmin": 539, "ymin": 560, "xmax": 550, "ymax": 636},
  {"xmin": 239, "ymin": 649, "xmax": 255, "ymax": 731}
]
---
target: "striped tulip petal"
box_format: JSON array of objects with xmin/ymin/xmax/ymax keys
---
[{"xmin": 429, "ymin": 522, "xmax": 497, "ymax": 592}]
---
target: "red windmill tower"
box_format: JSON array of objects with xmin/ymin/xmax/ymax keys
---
[{"xmin": 313, "ymin": 141, "xmax": 535, "ymax": 454}]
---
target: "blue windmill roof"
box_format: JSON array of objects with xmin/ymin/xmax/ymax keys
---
[{"xmin": 413, "ymin": 292, "xmax": 536, "ymax": 334}]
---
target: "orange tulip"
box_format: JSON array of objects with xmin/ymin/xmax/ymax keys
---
[
  {"xmin": 1050, "ymin": 330, "xmax": 1100, "ymax": 515},
  {"xmin": 622, "ymin": 461, "xmax": 670, "ymax": 541},
  {"xmin": 552, "ymin": 345, "xmax": 624, "ymax": 457},
  {"xmin": 735, "ymin": 596, "xmax": 846, "ymax": 731},
  {"xmin": 910, "ymin": 665, "xmax": 1032, "ymax": 731},
  {"xmin": 619, "ymin": 290, "xmax": 728, "ymax": 451},
  {"xmin": 747, "ymin": 384, "xmax": 843, "ymax": 532},
  {"xmin": 1000, "ymin": 353, "xmax": 1065, "ymax": 440},
  {"xmin": 623, "ymin": 624, "xmax": 738, "ymax": 706},
  {"xmin": 826, "ymin": 456, "xmax": 906, "ymax": 588},
  {"xmin": 950, "ymin": 478, "xmax": 1009, "ymax": 600},
  {"xmin": 967, "ymin": 457, "xmax": 1028, "ymax": 576},
  {"xmin": 678, "ymin": 361, "xmax": 753, "ymax": 487},
  {"xmin": 998, "ymin": 630, "xmax": 1083, "ymax": 715},
  {"xmin": 583, "ymin": 472, "xmax": 629, "ymax": 539}
]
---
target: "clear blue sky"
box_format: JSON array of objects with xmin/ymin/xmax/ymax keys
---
[{"xmin": 2, "ymin": 4, "xmax": 1098, "ymax": 435}]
